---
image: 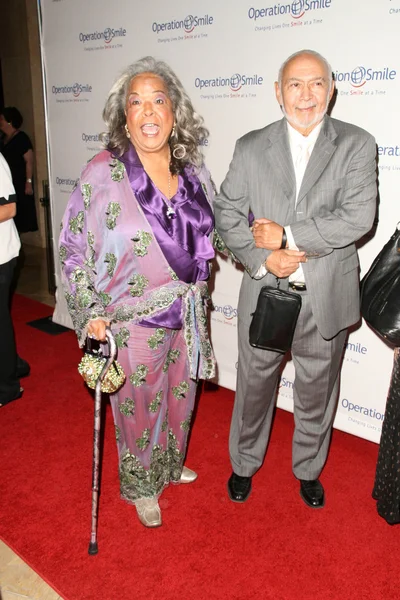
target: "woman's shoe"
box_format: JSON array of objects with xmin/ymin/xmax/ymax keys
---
[
  {"xmin": 135, "ymin": 498, "xmax": 162, "ymax": 528},
  {"xmin": 180, "ymin": 466, "xmax": 198, "ymax": 484}
]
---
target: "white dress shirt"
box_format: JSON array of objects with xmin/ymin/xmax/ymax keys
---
[
  {"xmin": 0, "ymin": 154, "xmax": 21, "ymax": 266},
  {"xmin": 255, "ymin": 119, "xmax": 323, "ymax": 281}
]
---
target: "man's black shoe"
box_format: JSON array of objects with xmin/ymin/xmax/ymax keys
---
[
  {"xmin": 300, "ymin": 479, "xmax": 325, "ymax": 508},
  {"xmin": 227, "ymin": 472, "xmax": 252, "ymax": 503}
]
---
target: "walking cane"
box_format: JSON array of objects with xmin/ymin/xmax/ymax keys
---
[{"xmin": 88, "ymin": 326, "xmax": 117, "ymax": 556}]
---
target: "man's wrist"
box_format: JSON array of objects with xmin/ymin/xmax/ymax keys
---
[{"xmin": 280, "ymin": 228, "xmax": 287, "ymax": 249}]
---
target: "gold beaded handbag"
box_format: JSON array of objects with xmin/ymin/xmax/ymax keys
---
[{"xmin": 78, "ymin": 336, "xmax": 125, "ymax": 394}]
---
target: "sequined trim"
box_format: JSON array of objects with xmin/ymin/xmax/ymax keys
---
[
  {"xmin": 110, "ymin": 158, "xmax": 125, "ymax": 182},
  {"xmin": 110, "ymin": 281, "xmax": 215, "ymax": 380},
  {"xmin": 69, "ymin": 211, "xmax": 84, "ymax": 235},
  {"xmin": 182, "ymin": 282, "xmax": 216, "ymax": 380},
  {"xmin": 136, "ymin": 428, "xmax": 151, "ymax": 451},
  {"xmin": 81, "ymin": 183, "xmax": 93, "ymax": 209},
  {"xmin": 119, "ymin": 397, "xmax": 135, "ymax": 417},
  {"xmin": 149, "ymin": 390, "xmax": 163, "ymax": 413},
  {"xmin": 172, "ymin": 381, "xmax": 190, "ymax": 400},
  {"xmin": 213, "ymin": 229, "xmax": 239, "ymax": 263},
  {"xmin": 66, "ymin": 266, "xmax": 108, "ymax": 346},
  {"xmin": 161, "ymin": 409, "xmax": 169, "ymax": 433},
  {"xmin": 128, "ymin": 273, "xmax": 149, "ymax": 297},
  {"xmin": 132, "ymin": 230, "xmax": 153, "ymax": 257},
  {"xmin": 98, "ymin": 291, "xmax": 112, "ymax": 306},
  {"xmin": 104, "ymin": 252, "xmax": 117, "ymax": 277},
  {"xmin": 114, "ymin": 327, "xmax": 130, "ymax": 349},
  {"xmin": 85, "ymin": 231, "xmax": 96, "ymax": 271},
  {"xmin": 59, "ymin": 246, "xmax": 67, "ymax": 266},
  {"xmin": 180, "ymin": 410, "xmax": 193, "ymax": 432},
  {"xmin": 130, "ymin": 364, "xmax": 149, "ymax": 387},
  {"xmin": 106, "ymin": 202, "xmax": 121, "ymax": 230},
  {"xmin": 119, "ymin": 430, "xmax": 184, "ymax": 502},
  {"xmin": 168, "ymin": 267, "xmax": 179, "ymax": 281},
  {"xmin": 147, "ymin": 328, "xmax": 166, "ymax": 350},
  {"xmin": 162, "ymin": 349, "xmax": 181, "ymax": 373}
]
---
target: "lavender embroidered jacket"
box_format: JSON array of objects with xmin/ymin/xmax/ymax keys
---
[{"xmin": 59, "ymin": 147, "xmax": 216, "ymax": 380}]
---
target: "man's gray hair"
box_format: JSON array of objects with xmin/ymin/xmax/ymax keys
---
[
  {"xmin": 102, "ymin": 56, "xmax": 208, "ymax": 173},
  {"xmin": 277, "ymin": 49, "xmax": 333, "ymax": 89}
]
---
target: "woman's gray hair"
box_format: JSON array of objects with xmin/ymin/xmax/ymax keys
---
[
  {"xmin": 277, "ymin": 49, "xmax": 333, "ymax": 90},
  {"xmin": 102, "ymin": 56, "xmax": 209, "ymax": 173}
]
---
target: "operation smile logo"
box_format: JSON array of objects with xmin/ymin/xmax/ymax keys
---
[
  {"xmin": 52, "ymin": 83, "xmax": 92, "ymax": 103},
  {"xmin": 344, "ymin": 339, "xmax": 367, "ymax": 365},
  {"xmin": 81, "ymin": 132, "xmax": 102, "ymax": 153},
  {"xmin": 195, "ymin": 72, "xmax": 263, "ymax": 99},
  {"xmin": 340, "ymin": 398, "xmax": 383, "ymax": 433},
  {"xmin": 152, "ymin": 14, "xmax": 213, "ymax": 34},
  {"xmin": 335, "ymin": 66, "xmax": 396, "ymax": 88},
  {"xmin": 79, "ymin": 27, "xmax": 127, "ymax": 51},
  {"xmin": 56, "ymin": 176, "xmax": 78, "ymax": 194},
  {"xmin": 248, "ymin": 0, "xmax": 331, "ymax": 30},
  {"xmin": 212, "ymin": 304, "xmax": 238, "ymax": 320},
  {"xmin": 278, "ymin": 376, "xmax": 294, "ymax": 399},
  {"xmin": 377, "ymin": 143, "xmax": 400, "ymax": 173}
]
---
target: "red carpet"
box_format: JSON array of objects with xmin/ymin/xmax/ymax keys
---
[{"xmin": 0, "ymin": 295, "xmax": 399, "ymax": 600}]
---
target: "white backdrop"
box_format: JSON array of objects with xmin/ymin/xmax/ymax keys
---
[{"xmin": 38, "ymin": 0, "xmax": 400, "ymax": 443}]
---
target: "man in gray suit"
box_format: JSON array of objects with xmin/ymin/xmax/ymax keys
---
[{"xmin": 214, "ymin": 49, "xmax": 377, "ymax": 508}]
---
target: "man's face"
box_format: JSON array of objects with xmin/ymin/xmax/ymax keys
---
[{"xmin": 275, "ymin": 53, "xmax": 334, "ymax": 136}]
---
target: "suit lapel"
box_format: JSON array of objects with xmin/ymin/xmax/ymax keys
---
[
  {"xmin": 266, "ymin": 119, "xmax": 296, "ymax": 204},
  {"xmin": 297, "ymin": 116, "xmax": 338, "ymax": 205}
]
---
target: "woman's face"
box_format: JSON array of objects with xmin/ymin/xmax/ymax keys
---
[
  {"xmin": 125, "ymin": 72, "xmax": 174, "ymax": 158},
  {"xmin": 0, "ymin": 114, "xmax": 10, "ymax": 134}
]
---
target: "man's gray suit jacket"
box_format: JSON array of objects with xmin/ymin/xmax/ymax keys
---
[{"xmin": 214, "ymin": 115, "xmax": 377, "ymax": 340}]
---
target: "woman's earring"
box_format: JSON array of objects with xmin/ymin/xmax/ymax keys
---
[
  {"xmin": 172, "ymin": 144, "xmax": 186, "ymax": 160},
  {"xmin": 171, "ymin": 125, "xmax": 176, "ymax": 138},
  {"xmin": 124, "ymin": 124, "xmax": 131, "ymax": 139}
]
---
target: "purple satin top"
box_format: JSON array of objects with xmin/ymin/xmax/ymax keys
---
[{"xmin": 116, "ymin": 145, "xmax": 214, "ymax": 329}]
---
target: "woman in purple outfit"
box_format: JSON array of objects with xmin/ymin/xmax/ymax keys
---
[{"xmin": 59, "ymin": 57, "xmax": 216, "ymax": 528}]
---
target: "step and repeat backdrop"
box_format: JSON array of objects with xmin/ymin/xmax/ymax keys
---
[{"xmin": 39, "ymin": 0, "xmax": 400, "ymax": 443}]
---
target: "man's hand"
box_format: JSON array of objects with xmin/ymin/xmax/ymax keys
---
[
  {"xmin": 87, "ymin": 319, "xmax": 110, "ymax": 342},
  {"xmin": 266, "ymin": 249, "xmax": 306, "ymax": 278},
  {"xmin": 253, "ymin": 218, "xmax": 285, "ymax": 250}
]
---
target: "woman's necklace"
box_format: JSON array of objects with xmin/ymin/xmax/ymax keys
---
[
  {"xmin": 165, "ymin": 167, "xmax": 176, "ymax": 219},
  {"xmin": 5, "ymin": 129, "xmax": 18, "ymax": 145}
]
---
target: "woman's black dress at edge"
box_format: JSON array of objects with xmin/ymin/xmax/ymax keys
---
[
  {"xmin": 1, "ymin": 131, "xmax": 38, "ymax": 233},
  {"xmin": 373, "ymin": 347, "xmax": 400, "ymax": 524}
]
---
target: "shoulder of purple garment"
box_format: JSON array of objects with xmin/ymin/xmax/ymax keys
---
[{"xmin": 80, "ymin": 149, "xmax": 115, "ymax": 180}]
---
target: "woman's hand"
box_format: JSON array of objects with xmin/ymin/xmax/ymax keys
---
[{"xmin": 87, "ymin": 319, "xmax": 110, "ymax": 342}]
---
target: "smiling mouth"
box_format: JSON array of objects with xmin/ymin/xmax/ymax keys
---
[
  {"xmin": 297, "ymin": 105, "xmax": 316, "ymax": 112},
  {"xmin": 141, "ymin": 123, "xmax": 160, "ymax": 136}
]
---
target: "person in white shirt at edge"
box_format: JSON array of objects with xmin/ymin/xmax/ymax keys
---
[
  {"xmin": 0, "ymin": 154, "xmax": 28, "ymax": 407},
  {"xmin": 214, "ymin": 49, "xmax": 377, "ymax": 508}
]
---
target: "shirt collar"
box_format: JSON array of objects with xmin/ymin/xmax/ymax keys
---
[{"xmin": 286, "ymin": 118, "xmax": 324, "ymax": 153}]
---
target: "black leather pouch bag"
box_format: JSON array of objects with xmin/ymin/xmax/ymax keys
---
[{"xmin": 249, "ymin": 283, "xmax": 302, "ymax": 353}]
